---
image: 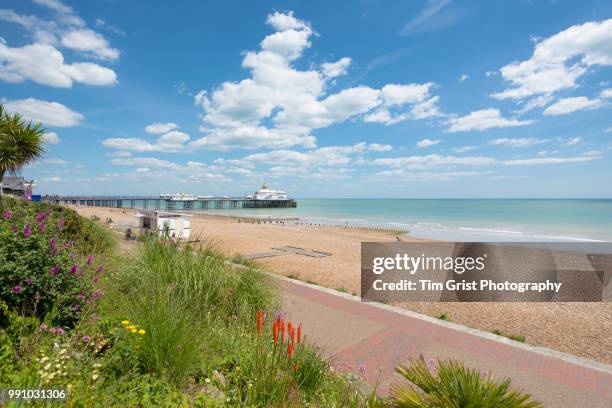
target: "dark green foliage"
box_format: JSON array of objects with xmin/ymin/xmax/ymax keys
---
[{"xmin": 391, "ymin": 358, "xmax": 542, "ymax": 408}]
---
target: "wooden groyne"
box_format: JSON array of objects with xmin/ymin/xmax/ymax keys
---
[{"xmin": 236, "ymin": 218, "xmax": 409, "ymax": 234}]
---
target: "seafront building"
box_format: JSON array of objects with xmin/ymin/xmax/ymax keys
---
[{"xmin": 0, "ymin": 176, "xmax": 34, "ymax": 199}]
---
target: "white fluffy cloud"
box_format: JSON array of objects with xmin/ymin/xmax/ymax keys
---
[
  {"xmin": 145, "ymin": 122, "xmax": 179, "ymax": 134},
  {"xmin": 192, "ymin": 12, "xmax": 442, "ymax": 150},
  {"xmin": 321, "ymin": 57, "xmax": 351, "ymax": 78},
  {"xmin": 364, "ymin": 83, "xmax": 443, "ymax": 125},
  {"xmin": 3, "ymin": 98, "xmax": 83, "ymax": 127},
  {"xmin": 600, "ymin": 88, "xmax": 612, "ymax": 98},
  {"xmin": 542, "ymin": 96, "xmax": 604, "ymax": 116},
  {"xmin": 103, "ymin": 127, "xmax": 190, "ymax": 153},
  {"xmin": 493, "ymin": 19, "xmax": 612, "ymax": 101},
  {"xmin": 242, "ymin": 142, "xmax": 384, "ymax": 167},
  {"xmin": 61, "ymin": 29, "xmax": 119, "ymax": 60},
  {"xmin": 42, "ymin": 131, "xmax": 60, "ymax": 144},
  {"xmin": 489, "ymin": 138, "xmax": 547, "ymax": 148},
  {"xmin": 416, "ymin": 138, "xmax": 440, "ymax": 148},
  {"xmin": 110, "ymin": 157, "xmax": 180, "ymax": 169},
  {"xmin": 0, "ymin": 42, "xmax": 117, "ymax": 87},
  {"xmin": 368, "ymin": 143, "xmax": 392, "ymax": 152},
  {"xmin": 447, "ymin": 108, "xmax": 534, "ymax": 132},
  {"xmin": 0, "ymin": 0, "xmax": 118, "ymax": 87}
]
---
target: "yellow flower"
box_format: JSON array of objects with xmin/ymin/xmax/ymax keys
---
[
  {"xmin": 121, "ymin": 320, "xmax": 129, "ymax": 325},
  {"xmin": 131, "ymin": 328, "xmax": 137, "ymax": 333},
  {"xmin": 126, "ymin": 325, "xmax": 135, "ymax": 330},
  {"xmin": 138, "ymin": 329, "xmax": 145, "ymax": 335}
]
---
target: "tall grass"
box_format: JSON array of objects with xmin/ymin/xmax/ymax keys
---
[{"xmin": 101, "ymin": 239, "xmax": 277, "ymax": 385}]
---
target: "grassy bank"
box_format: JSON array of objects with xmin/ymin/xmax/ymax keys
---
[{"xmin": 0, "ymin": 199, "xmax": 380, "ymax": 406}]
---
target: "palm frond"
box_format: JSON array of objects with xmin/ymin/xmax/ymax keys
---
[
  {"xmin": 0, "ymin": 104, "xmax": 46, "ymax": 176},
  {"xmin": 391, "ymin": 358, "xmax": 542, "ymax": 408}
]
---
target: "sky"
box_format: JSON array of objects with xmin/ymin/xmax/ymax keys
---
[{"xmin": 1, "ymin": 0, "xmax": 611, "ymax": 198}]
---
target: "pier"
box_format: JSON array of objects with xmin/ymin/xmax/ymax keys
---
[{"xmin": 45, "ymin": 195, "xmax": 297, "ymax": 211}]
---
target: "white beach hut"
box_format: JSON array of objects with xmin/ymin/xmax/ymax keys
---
[{"xmin": 139, "ymin": 211, "xmax": 192, "ymax": 240}]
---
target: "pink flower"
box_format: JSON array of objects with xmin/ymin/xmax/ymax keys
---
[
  {"xmin": 70, "ymin": 264, "xmax": 79, "ymax": 274},
  {"xmin": 2, "ymin": 210, "xmax": 12, "ymax": 219},
  {"xmin": 56, "ymin": 327, "xmax": 65, "ymax": 335},
  {"xmin": 81, "ymin": 335, "xmax": 91, "ymax": 343},
  {"xmin": 36, "ymin": 212, "xmax": 46, "ymax": 222},
  {"xmin": 56, "ymin": 218, "xmax": 65, "ymax": 230},
  {"xmin": 358, "ymin": 363, "xmax": 367, "ymax": 378},
  {"xmin": 49, "ymin": 265, "xmax": 60, "ymax": 276},
  {"xmin": 96, "ymin": 265, "xmax": 104, "ymax": 273},
  {"xmin": 25, "ymin": 278, "xmax": 33, "ymax": 285},
  {"xmin": 86, "ymin": 255, "xmax": 93, "ymax": 265},
  {"xmin": 71, "ymin": 304, "xmax": 80, "ymax": 312},
  {"xmin": 10, "ymin": 285, "xmax": 22, "ymax": 294},
  {"xmin": 39, "ymin": 323, "xmax": 48, "ymax": 332},
  {"xmin": 39, "ymin": 223, "xmax": 46, "ymax": 232},
  {"xmin": 427, "ymin": 358, "xmax": 437, "ymax": 376},
  {"xmin": 23, "ymin": 226, "xmax": 31, "ymax": 237}
]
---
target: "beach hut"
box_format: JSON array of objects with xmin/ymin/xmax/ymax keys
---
[{"xmin": 138, "ymin": 211, "xmax": 192, "ymax": 240}]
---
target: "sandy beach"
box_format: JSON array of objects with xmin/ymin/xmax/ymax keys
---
[{"xmin": 70, "ymin": 205, "xmax": 611, "ymax": 365}]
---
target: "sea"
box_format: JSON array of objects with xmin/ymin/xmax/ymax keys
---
[{"xmin": 196, "ymin": 198, "xmax": 612, "ymax": 242}]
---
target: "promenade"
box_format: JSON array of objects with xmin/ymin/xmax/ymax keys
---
[{"xmin": 280, "ymin": 277, "xmax": 612, "ymax": 408}]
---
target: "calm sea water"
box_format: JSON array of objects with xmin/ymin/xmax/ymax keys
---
[{"xmin": 198, "ymin": 199, "xmax": 612, "ymax": 242}]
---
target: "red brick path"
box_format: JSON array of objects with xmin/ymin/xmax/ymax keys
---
[{"xmin": 280, "ymin": 279, "xmax": 612, "ymax": 408}]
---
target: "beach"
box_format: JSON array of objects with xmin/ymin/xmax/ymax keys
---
[{"xmin": 70, "ymin": 205, "xmax": 612, "ymax": 365}]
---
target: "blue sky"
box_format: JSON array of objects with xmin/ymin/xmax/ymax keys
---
[{"xmin": 1, "ymin": 0, "xmax": 611, "ymax": 198}]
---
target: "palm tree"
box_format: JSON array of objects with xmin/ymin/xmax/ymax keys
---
[{"xmin": 0, "ymin": 105, "xmax": 46, "ymax": 198}]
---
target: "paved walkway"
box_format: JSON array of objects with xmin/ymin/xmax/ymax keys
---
[{"xmin": 279, "ymin": 277, "xmax": 612, "ymax": 408}]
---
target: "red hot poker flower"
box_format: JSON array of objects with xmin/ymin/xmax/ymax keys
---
[
  {"xmin": 256, "ymin": 310, "xmax": 263, "ymax": 335},
  {"xmin": 287, "ymin": 342, "xmax": 294, "ymax": 359},
  {"xmin": 290, "ymin": 326, "xmax": 296, "ymax": 344},
  {"xmin": 297, "ymin": 324, "xmax": 302, "ymax": 345},
  {"xmin": 273, "ymin": 321, "xmax": 279, "ymax": 344}
]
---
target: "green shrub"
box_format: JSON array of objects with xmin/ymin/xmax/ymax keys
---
[
  {"xmin": 0, "ymin": 199, "xmax": 111, "ymax": 327},
  {"xmin": 391, "ymin": 357, "xmax": 542, "ymax": 407}
]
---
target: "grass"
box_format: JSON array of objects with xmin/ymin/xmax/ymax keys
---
[
  {"xmin": 101, "ymin": 239, "xmax": 277, "ymax": 385},
  {"xmin": 492, "ymin": 329, "xmax": 526, "ymax": 342},
  {"xmin": 437, "ymin": 312, "xmax": 450, "ymax": 321},
  {"xmin": 95, "ymin": 238, "xmax": 381, "ymax": 405}
]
